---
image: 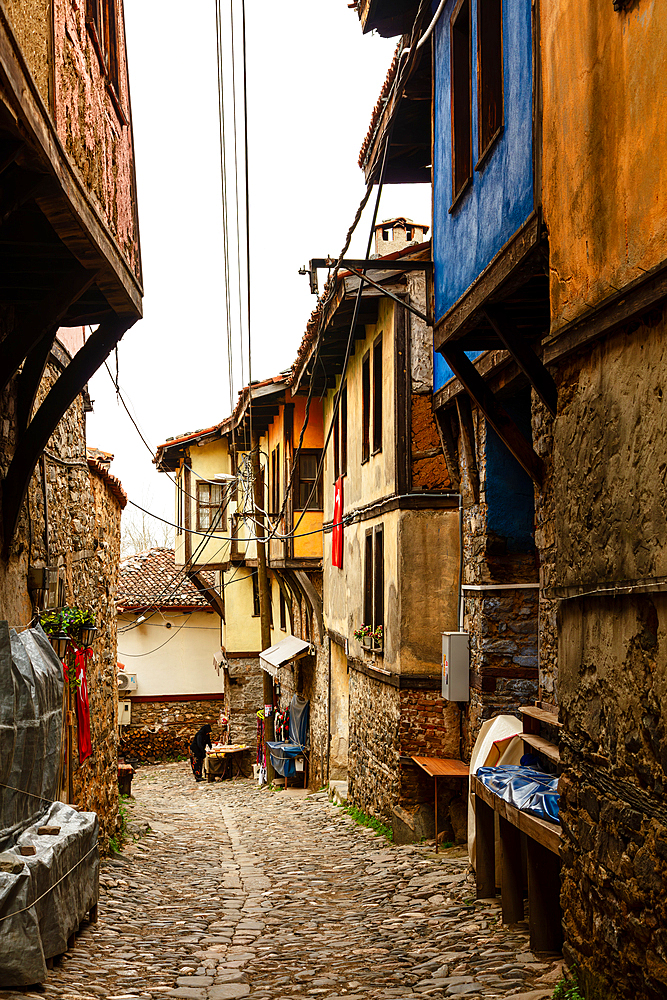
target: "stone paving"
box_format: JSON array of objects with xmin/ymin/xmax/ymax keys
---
[{"xmin": 0, "ymin": 762, "xmax": 563, "ymax": 1000}]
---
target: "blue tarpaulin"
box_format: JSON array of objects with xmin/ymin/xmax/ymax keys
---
[{"xmin": 475, "ymin": 764, "xmax": 560, "ymax": 825}]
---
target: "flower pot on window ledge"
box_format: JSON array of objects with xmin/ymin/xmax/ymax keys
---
[{"xmin": 361, "ymin": 637, "xmax": 383, "ymax": 655}]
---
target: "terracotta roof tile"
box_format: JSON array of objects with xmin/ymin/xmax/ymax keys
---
[
  {"xmin": 117, "ymin": 548, "xmax": 215, "ymax": 610},
  {"xmin": 358, "ymin": 42, "xmax": 401, "ymax": 169},
  {"xmin": 87, "ymin": 452, "xmax": 127, "ymax": 509}
]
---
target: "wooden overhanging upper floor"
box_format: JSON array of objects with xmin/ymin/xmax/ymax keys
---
[
  {"xmin": 0, "ymin": 3, "xmax": 142, "ymax": 551},
  {"xmin": 356, "ymin": 0, "xmax": 423, "ymax": 38},
  {"xmin": 291, "ymin": 242, "xmax": 433, "ymax": 395}
]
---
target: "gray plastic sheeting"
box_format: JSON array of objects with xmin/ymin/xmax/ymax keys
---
[
  {"xmin": 0, "ymin": 622, "xmax": 99, "ymax": 986},
  {"xmin": 0, "ymin": 622, "xmax": 64, "ymax": 850},
  {"xmin": 0, "ymin": 803, "xmax": 99, "ymax": 986}
]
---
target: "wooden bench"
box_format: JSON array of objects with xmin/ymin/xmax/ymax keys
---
[{"xmin": 473, "ymin": 771, "xmax": 562, "ymax": 953}]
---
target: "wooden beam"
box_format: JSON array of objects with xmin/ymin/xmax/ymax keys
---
[
  {"xmin": 186, "ymin": 569, "xmax": 225, "ymax": 620},
  {"xmin": 444, "ymin": 345, "xmax": 544, "ymax": 486},
  {"xmin": 0, "ymin": 169, "xmax": 47, "ymax": 226},
  {"xmin": 434, "ymin": 212, "xmax": 542, "ymax": 349},
  {"xmin": 483, "ymin": 306, "xmax": 557, "ymax": 416},
  {"xmin": 455, "ymin": 394, "xmax": 479, "ymax": 503},
  {"xmin": 2, "ymin": 313, "xmax": 134, "ymax": 551},
  {"xmin": 0, "ymin": 266, "xmax": 96, "ymax": 392},
  {"xmin": 15, "ymin": 333, "xmax": 54, "ymax": 435},
  {"xmin": 434, "ymin": 407, "xmax": 460, "ymax": 492}
]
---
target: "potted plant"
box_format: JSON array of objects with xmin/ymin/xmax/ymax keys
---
[{"xmin": 354, "ymin": 623, "xmax": 384, "ymax": 653}]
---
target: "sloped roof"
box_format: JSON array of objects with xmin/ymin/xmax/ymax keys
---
[
  {"xmin": 117, "ymin": 548, "xmax": 215, "ymax": 611},
  {"xmin": 87, "ymin": 448, "xmax": 127, "ymax": 509}
]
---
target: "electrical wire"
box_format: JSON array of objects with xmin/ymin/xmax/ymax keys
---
[{"xmin": 215, "ymin": 0, "xmax": 236, "ymax": 411}]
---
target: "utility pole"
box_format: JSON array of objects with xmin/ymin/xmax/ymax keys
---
[{"xmin": 252, "ymin": 431, "xmax": 275, "ymax": 782}]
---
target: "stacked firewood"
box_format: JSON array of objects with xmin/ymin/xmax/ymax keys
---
[{"xmin": 119, "ymin": 728, "xmax": 190, "ymax": 763}]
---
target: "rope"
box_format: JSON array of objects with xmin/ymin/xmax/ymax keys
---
[
  {"xmin": 0, "ymin": 782, "xmax": 56, "ymax": 804},
  {"xmin": 0, "ymin": 842, "xmax": 98, "ymax": 923}
]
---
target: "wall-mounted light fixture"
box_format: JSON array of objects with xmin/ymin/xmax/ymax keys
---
[{"xmin": 52, "ymin": 633, "xmax": 70, "ymax": 660}]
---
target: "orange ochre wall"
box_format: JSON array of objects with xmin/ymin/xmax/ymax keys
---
[{"xmin": 542, "ymin": 0, "xmax": 667, "ymax": 332}]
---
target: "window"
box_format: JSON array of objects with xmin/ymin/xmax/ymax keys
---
[
  {"xmin": 372, "ymin": 335, "xmax": 383, "ymax": 454},
  {"xmin": 340, "ymin": 383, "xmax": 347, "ymax": 476},
  {"xmin": 363, "ymin": 525, "xmax": 384, "ymax": 640},
  {"xmin": 279, "ymin": 588, "xmax": 287, "ymax": 631},
  {"xmin": 451, "ymin": 0, "xmax": 472, "ymax": 203},
  {"xmin": 271, "ymin": 445, "xmax": 281, "ymax": 515},
  {"xmin": 382, "ymin": 227, "xmax": 392, "ymax": 241},
  {"xmin": 87, "ymin": 0, "xmax": 122, "ymax": 100},
  {"xmin": 361, "ymin": 350, "xmax": 371, "ymax": 463},
  {"xmin": 406, "ymin": 226, "xmax": 414, "ymax": 240},
  {"xmin": 296, "ymin": 450, "xmax": 323, "ymax": 510},
  {"xmin": 196, "ymin": 482, "xmax": 225, "ymax": 532},
  {"xmin": 251, "ymin": 568, "xmax": 260, "ymax": 617},
  {"xmin": 478, "ymin": 0, "xmax": 504, "ymax": 161}
]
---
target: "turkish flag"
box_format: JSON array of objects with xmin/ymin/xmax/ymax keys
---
[
  {"xmin": 74, "ymin": 646, "xmax": 93, "ymax": 764},
  {"xmin": 332, "ymin": 477, "xmax": 343, "ymax": 568}
]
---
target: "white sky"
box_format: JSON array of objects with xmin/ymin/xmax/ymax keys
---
[{"xmin": 87, "ymin": 0, "xmax": 431, "ymax": 532}]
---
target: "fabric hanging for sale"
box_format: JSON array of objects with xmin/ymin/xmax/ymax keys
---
[{"xmin": 73, "ymin": 645, "xmax": 93, "ymax": 763}]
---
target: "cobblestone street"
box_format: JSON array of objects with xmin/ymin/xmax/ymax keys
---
[{"xmin": 1, "ymin": 764, "xmax": 563, "ymax": 1000}]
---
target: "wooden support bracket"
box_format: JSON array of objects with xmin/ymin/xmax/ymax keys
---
[
  {"xmin": 0, "ymin": 267, "xmax": 96, "ymax": 394},
  {"xmin": 2, "ymin": 313, "xmax": 134, "ymax": 552},
  {"xmin": 455, "ymin": 394, "xmax": 479, "ymax": 503},
  {"xmin": 434, "ymin": 406, "xmax": 460, "ymax": 492},
  {"xmin": 443, "ymin": 345, "xmax": 544, "ymax": 487},
  {"xmin": 483, "ymin": 306, "xmax": 557, "ymax": 416},
  {"xmin": 186, "ymin": 569, "xmax": 225, "ymax": 620}
]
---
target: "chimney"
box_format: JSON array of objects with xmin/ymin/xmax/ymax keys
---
[{"xmin": 373, "ymin": 217, "xmax": 429, "ymax": 257}]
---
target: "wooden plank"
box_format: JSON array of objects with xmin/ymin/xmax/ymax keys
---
[
  {"xmin": 444, "ymin": 345, "xmax": 544, "ymax": 486},
  {"xmin": 499, "ymin": 815, "xmax": 525, "ymax": 924},
  {"xmin": 526, "ymin": 837, "xmax": 563, "ymax": 953},
  {"xmin": 475, "ymin": 794, "xmax": 496, "ymax": 898},
  {"xmin": 521, "ymin": 734, "xmax": 560, "ymax": 763},
  {"xmin": 483, "ymin": 306, "xmax": 557, "ymax": 416},
  {"xmin": 519, "ymin": 706, "xmax": 561, "ymax": 728},
  {"xmin": 433, "ymin": 407, "xmax": 460, "ymax": 491},
  {"xmin": 471, "ymin": 775, "xmax": 561, "ymax": 855},
  {"xmin": 434, "ymin": 212, "xmax": 541, "ymax": 348},
  {"xmin": 455, "ymin": 394, "xmax": 479, "ymax": 502},
  {"xmin": 411, "ymin": 756, "xmax": 469, "ymax": 777}
]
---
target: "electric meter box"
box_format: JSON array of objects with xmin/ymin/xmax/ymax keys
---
[
  {"xmin": 441, "ymin": 631, "xmax": 470, "ymax": 702},
  {"xmin": 119, "ymin": 700, "xmax": 132, "ymax": 725}
]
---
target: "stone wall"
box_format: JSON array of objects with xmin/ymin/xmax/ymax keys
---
[
  {"xmin": 532, "ymin": 392, "xmax": 559, "ymax": 706},
  {"xmin": 127, "ymin": 697, "xmax": 227, "ymax": 743},
  {"xmin": 559, "ymin": 593, "xmax": 667, "ymax": 1000},
  {"xmin": 224, "ymin": 655, "xmax": 263, "ymax": 750},
  {"xmin": 1, "ymin": 355, "xmax": 123, "ymax": 853},
  {"xmin": 348, "ymin": 667, "xmax": 401, "ymax": 821},
  {"xmin": 456, "ymin": 402, "xmax": 540, "ymax": 756},
  {"xmin": 275, "ymin": 586, "xmax": 329, "ymax": 790}
]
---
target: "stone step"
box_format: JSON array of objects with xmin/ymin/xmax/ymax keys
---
[{"xmin": 328, "ymin": 779, "xmax": 348, "ymax": 806}]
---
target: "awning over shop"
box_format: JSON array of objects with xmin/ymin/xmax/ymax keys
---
[{"xmin": 259, "ymin": 635, "xmax": 312, "ymax": 680}]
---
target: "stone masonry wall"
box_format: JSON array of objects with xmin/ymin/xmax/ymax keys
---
[
  {"xmin": 275, "ymin": 584, "xmax": 329, "ymax": 789},
  {"xmin": 1, "ymin": 357, "xmax": 123, "ymax": 853},
  {"xmin": 225, "ymin": 655, "xmax": 263, "ymax": 750},
  {"xmin": 458, "ymin": 407, "xmax": 539, "ymax": 757},
  {"xmin": 559, "ymin": 593, "xmax": 667, "ymax": 1000},
  {"xmin": 348, "ymin": 667, "xmax": 401, "ymax": 822},
  {"xmin": 532, "ymin": 392, "xmax": 558, "ymax": 706}
]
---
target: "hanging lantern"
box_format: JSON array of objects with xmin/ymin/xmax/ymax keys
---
[
  {"xmin": 52, "ymin": 633, "xmax": 70, "ymax": 660},
  {"xmin": 79, "ymin": 624, "xmax": 98, "ymax": 648}
]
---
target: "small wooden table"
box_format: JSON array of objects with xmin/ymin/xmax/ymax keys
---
[
  {"xmin": 204, "ymin": 744, "xmax": 248, "ymax": 781},
  {"xmin": 411, "ymin": 756, "xmax": 469, "ymax": 853}
]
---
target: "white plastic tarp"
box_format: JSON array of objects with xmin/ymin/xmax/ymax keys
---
[{"xmin": 467, "ymin": 714, "xmax": 523, "ymax": 868}]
